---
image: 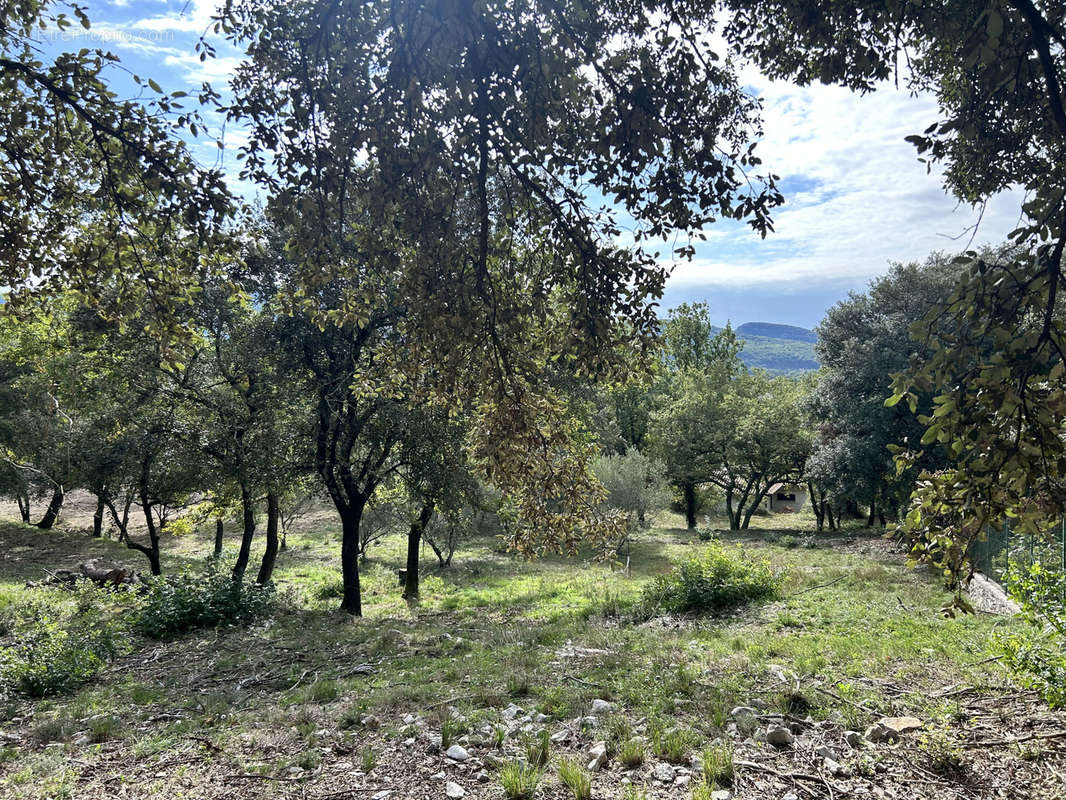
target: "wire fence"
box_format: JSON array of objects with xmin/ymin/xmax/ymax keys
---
[{"xmin": 970, "ymin": 519, "xmax": 1066, "ymax": 585}]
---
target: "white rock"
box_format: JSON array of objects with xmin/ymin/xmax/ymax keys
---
[
  {"xmin": 550, "ymin": 730, "xmax": 570, "ymax": 743},
  {"xmin": 587, "ymin": 741, "xmax": 608, "ymax": 772},
  {"xmin": 446, "ymin": 744, "xmax": 471, "ymax": 761},
  {"xmin": 652, "ymin": 763, "xmax": 675, "ymax": 782},
  {"xmin": 844, "ymin": 730, "xmax": 864, "ymax": 748},
  {"xmin": 674, "ymin": 774, "xmax": 691, "ymax": 787},
  {"xmin": 590, "ymin": 699, "xmax": 613, "ymax": 715},
  {"xmin": 729, "ymin": 706, "xmax": 757, "ymax": 718},
  {"xmin": 476, "ymin": 770, "xmax": 490, "ymax": 784},
  {"xmin": 502, "ymin": 704, "xmax": 521, "ymax": 721},
  {"xmin": 814, "ymin": 745, "xmax": 836, "ymax": 758},
  {"xmin": 370, "ymin": 792, "xmax": 392, "ymax": 800},
  {"xmin": 445, "ymin": 781, "xmax": 465, "ymax": 799},
  {"xmin": 711, "ymin": 791, "xmax": 733, "ymax": 800}
]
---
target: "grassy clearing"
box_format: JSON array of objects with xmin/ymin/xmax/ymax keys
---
[{"xmin": 0, "ymin": 505, "xmax": 1051, "ymax": 798}]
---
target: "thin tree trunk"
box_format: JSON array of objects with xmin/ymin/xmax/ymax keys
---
[
  {"xmin": 232, "ymin": 479, "xmax": 257, "ymax": 581},
  {"xmin": 725, "ymin": 490, "xmax": 739, "ymax": 530},
  {"xmin": 808, "ymin": 481, "xmax": 825, "ymax": 531},
  {"xmin": 340, "ymin": 502, "xmax": 365, "ymax": 615},
  {"xmin": 256, "ymin": 492, "xmax": 280, "ymax": 584},
  {"xmin": 866, "ymin": 501, "xmax": 877, "ymax": 527},
  {"xmin": 137, "ymin": 480, "xmax": 162, "ymax": 576},
  {"xmin": 214, "ymin": 519, "xmax": 224, "ymax": 557},
  {"xmin": 16, "ymin": 492, "xmax": 30, "ymax": 524},
  {"xmin": 92, "ymin": 494, "xmax": 105, "ymax": 538},
  {"xmin": 683, "ymin": 482, "xmax": 697, "ymax": 529},
  {"xmin": 403, "ymin": 502, "xmax": 435, "ymax": 600},
  {"xmin": 827, "ymin": 504, "xmax": 837, "ymax": 531},
  {"xmin": 36, "ymin": 485, "xmax": 64, "ymax": 529}
]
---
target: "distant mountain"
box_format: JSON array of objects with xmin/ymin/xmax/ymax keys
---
[
  {"xmin": 712, "ymin": 322, "xmax": 820, "ymax": 375},
  {"xmin": 735, "ymin": 322, "xmax": 818, "ymax": 344}
]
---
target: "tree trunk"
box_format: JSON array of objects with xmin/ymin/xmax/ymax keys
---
[
  {"xmin": 725, "ymin": 490, "xmax": 739, "ymax": 530},
  {"xmin": 137, "ymin": 486, "xmax": 162, "ymax": 576},
  {"xmin": 16, "ymin": 492, "xmax": 30, "ymax": 524},
  {"xmin": 682, "ymin": 482, "xmax": 697, "ymax": 529},
  {"xmin": 403, "ymin": 502, "xmax": 435, "ymax": 600},
  {"xmin": 339, "ymin": 503, "xmax": 365, "ymax": 615},
  {"xmin": 740, "ymin": 492, "xmax": 760, "ymax": 529},
  {"xmin": 846, "ymin": 499, "xmax": 861, "ymax": 518},
  {"xmin": 36, "ymin": 485, "xmax": 64, "ymax": 529},
  {"xmin": 214, "ymin": 519, "xmax": 224, "ymax": 557},
  {"xmin": 256, "ymin": 492, "xmax": 280, "ymax": 584},
  {"xmin": 808, "ymin": 481, "xmax": 825, "ymax": 531},
  {"xmin": 827, "ymin": 504, "xmax": 837, "ymax": 531},
  {"xmin": 878, "ymin": 509, "xmax": 887, "ymax": 527},
  {"xmin": 92, "ymin": 494, "xmax": 105, "ymax": 538},
  {"xmin": 232, "ymin": 480, "xmax": 257, "ymax": 581},
  {"xmin": 866, "ymin": 501, "xmax": 876, "ymax": 527}
]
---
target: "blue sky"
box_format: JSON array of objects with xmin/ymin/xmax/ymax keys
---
[{"xmin": 50, "ymin": 1, "xmax": 1023, "ymax": 330}]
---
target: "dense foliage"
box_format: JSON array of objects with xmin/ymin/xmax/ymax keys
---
[{"xmin": 638, "ymin": 544, "xmax": 780, "ymax": 617}]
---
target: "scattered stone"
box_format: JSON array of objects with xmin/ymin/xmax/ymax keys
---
[
  {"xmin": 426, "ymin": 737, "xmax": 442, "ymax": 755},
  {"xmin": 534, "ymin": 713, "xmax": 550, "ymax": 723},
  {"xmin": 73, "ymin": 734, "xmax": 91, "ymax": 746},
  {"xmin": 370, "ymin": 792, "xmax": 392, "ymax": 800},
  {"xmin": 446, "ymin": 744, "xmax": 471, "ymax": 762},
  {"xmin": 844, "ymin": 730, "xmax": 864, "ymax": 749},
  {"xmin": 361, "ymin": 715, "xmax": 381, "ymax": 729},
  {"xmin": 814, "ymin": 745, "xmax": 836, "ymax": 759},
  {"xmin": 781, "ymin": 794, "xmax": 799, "ymax": 800},
  {"xmin": 550, "ymin": 730, "xmax": 570, "ymax": 744},
  {"xmin": 711, "ymin": 791, "xmax": 733, "ymax": 800},
  {"xmin": 475, "ymin": 771, "xmax": 490, "ymax": 784},
  {"xmin": 824, "ymin": 757, "xmax": 846, "ymax": 776},
  {"xmin": 865, "ymin": 723, "xmax": 893, "ymax": 744},
  {"xmin": 879, "ymin": 717, "xmax": 923, "ymax": 735},
  {"xmin": 431, "ymin": 772, "xmax": 446, "ymax": 781},
  {"xmin": 445, "ymin": 781, "xmax": 465, "ymax": 799},
  {"xmin": 729, "ymin": 706, "xmax": 757, "ymax": 718},
  {"xmin": 674, "ymin": 774, "xmax": 691, "ymax": 787},
  {"xmin": 652, "ymin": 763, "xmax": 675, "ymax": 782},
  {"xmin": 403, "ymin": 737, "xmax": 415, "ymax": 747},
  {"xmin": 766, "ymin": 726, "xmax": 795, "ymax": 747},
  {"xmin": 587, "ymin": 741, "xmax": 608, "ymax": 772},
  {"xmin": 590, "ymin": 699, "xmax": 613, "ymax": 715},
  {"xmin": 403, "ymin": 714, "xmax": 417, "ymax": 725},
  {"xmin": 502, "ymin": 704, "xmax": 521, "ymax": 721}
]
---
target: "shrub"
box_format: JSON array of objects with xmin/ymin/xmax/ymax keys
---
[
  {"xmin": 135, "ymin": 564, "xmax": 276, "ymax": 639},
  {"xmin": 556, "ymin": 758, "xmax": 592, "ymax": 800},
  {"xmin": 618, "ymin": 737, "xmax": 645, "ymax": 767},
  {"xmin": 651, "ymin": 726, "xmax": 699, "ymax": 764},
  {"xmin": 701, "ymin": 741, "xmax": 734, "ymax": 787},
  {"xmin": 500, "ymin": 760, "xmax": 541, "ymax": 800},
  {"xmin": 779, "ymin": 535, "xmax": 797, "ymax": 549},
  {"xmin": 0, "ymin": 609, "xmax": 128, "ymax": 698},
  {"xmin": 998, "ymin": 562, "xmax": 1066, "ymax": 708},
  {"xmin": 592, "ymin": 447, "xmax": 670, "ymax": 527},
  {"xmin": 525, "ymin": 728, "xmax": 551, "ymax": 768},
  {"xmin": 638, "ymin": 544, "xmax": 780, "ymax": 617}
]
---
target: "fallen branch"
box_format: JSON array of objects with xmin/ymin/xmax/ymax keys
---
[
  {"xmin": 963, "ymin": 729, "xmax": 1066, "ymax": 748},
  {"xmin": 790, "ymin": 576, "xmax": 845, "ymax": 597}
]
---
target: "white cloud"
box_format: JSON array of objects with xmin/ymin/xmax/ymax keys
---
[
  {"xmin": 131, "ymin": 0, "xmax": 221, "ymax": 33},
  {"xmin": 668, "ymin": 74, "xmax": 1025, "ymax": 290}
]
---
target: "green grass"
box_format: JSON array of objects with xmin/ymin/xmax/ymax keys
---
[{"xmin": 0, "ymin": 505, "xmax": 1015, "ymax": 797}]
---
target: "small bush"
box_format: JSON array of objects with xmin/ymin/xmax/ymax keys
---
[
  {"xmin": 638, "ymin": 544, "xmax": 780, "ymax": 617},
  {"xmin": 557, "ymin": 758, "xmax": 592, "ymax": 800},
  {"xmin": 999, "ymin": 563, "xmax": 1066, "ymax": 708},
  {"xmin": 500, "ymin": 760, "xmax": 541, "ymax": 800},
  {"xmin": 618, "ymin": 737, "xmax": 645, "ymax": 767},
  {"xmin": 701, "ymin": 741, "xmax": 734, "ymax": 787},
  {"xmin": 525, "ymin": 728, "xmax": 551, "ymax": 768},
  {"xmin": 0, "ymin": 611, "xmax": 128, "ymax": 698},
  {"xmin": 652, "ymin": 726, "xmax": 699, "ymax": 764},
  {"xmin": 135, "ymin": 565, "xmax": 276, "ymax": 639},
  {"xmin": 779, "ymin": 535, "xmax": 797, "ymax": 549}
]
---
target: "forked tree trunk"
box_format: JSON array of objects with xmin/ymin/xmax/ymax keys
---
[
  {"xmin": 403, "ymin": 502, "xmax": 435, "ymax": 600},
  {"xmin": 256, "ymin": 492, "xmax": 280, "ymax": 584},
  {"xmin": 36, "ymin": 485, "xmax": 64, "ymax": 529}
]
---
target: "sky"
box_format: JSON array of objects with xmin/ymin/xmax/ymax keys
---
[{"xmin": 47, "ymin": 1, "xmax": 1024, "ymax": 331}]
